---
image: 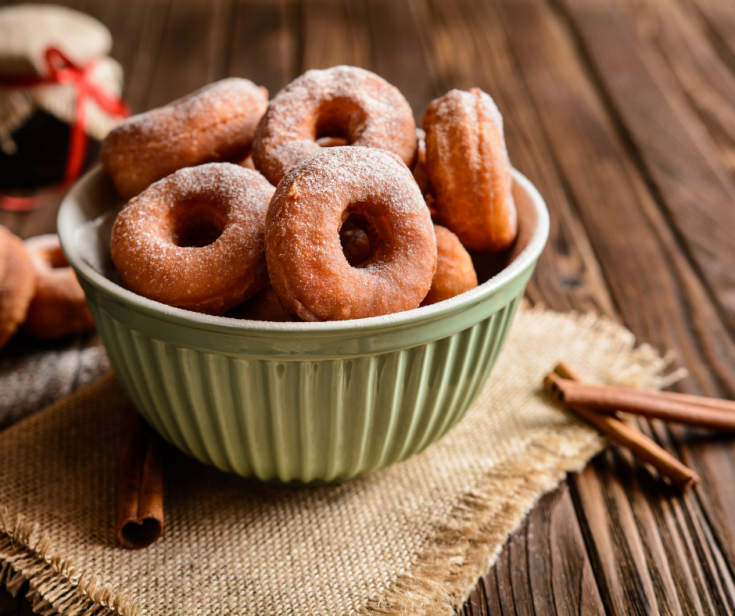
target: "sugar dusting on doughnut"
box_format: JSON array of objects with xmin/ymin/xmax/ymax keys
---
[
  {"xmin": 111, "ymin": 163, "xmax": 274, "ymax": 315},
  {"xmin": 102, "ymin": 78, "xmax": 269, "ymax": 199},
  {"xmin": 252, "ymin": 66, "xmax": 417, "ymax": 186},
  {"xmin": 266, "ymin": 147, "xmax": 436, "ymax": 321},
  {"xmin": 423, "ymin": 88, "xmax": 517, "ymax": 252}
]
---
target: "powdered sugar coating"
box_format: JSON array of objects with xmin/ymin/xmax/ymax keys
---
[
  {"xmin": 22, "ymin": 234, "xmax": 94, "ymax": 338},
  {"xmin": 110, "ymin": 163, "xmax": 274, "ymax": 315},
  {"xmin": 252, "ymin": 66, "xmax": 417, "ymax": 186},
  {"xmin": 101, "ymin": 78, "xmax": 269, "ymax": 200},
  {"xmin": 423, "ymin": 88, "xmax": 517, "ymax": 252},
  {"xmin": 266, "ymin": 147, "xmax": 436, "ymax": 321}
]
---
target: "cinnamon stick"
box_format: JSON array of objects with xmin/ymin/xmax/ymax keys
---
[
  {"xmin": 545, "ymin": 362, "xmax": 698, "ymax": 490},
  {"xmin": 116, "ymin": 406, "xmax": 164, "ymax": 549},
  {"xmin": 546, "ymin": 373, "xmax": 735, "ymax": 431}
]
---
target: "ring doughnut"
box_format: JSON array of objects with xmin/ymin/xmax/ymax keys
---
[
  {"xmin": 423, "ymin": 88, "xmax": 517, "ymax": 252},
  {"xmin": 252, "ymin": 66, "xmax": 417, "ymax": 186},
  {"xmin": 421, "ymin": 225, "xmax": 478, "ymax": 306},
  {"xmin": 0, "ymin": 226, "xmax": 35, "ymax": 349},
  {"xmin": 22, "ymin": 234, "xmax": 95, "ymax": 339},
  {"xmin": 111, "ymin": 163, "xmax": 274, "ymax": 315},
  {"xmin": 102, "ymin": 78, "xmax": 269, "ymax": 200},
  {"xmin": 265, "ymin": 147, "xmax": 436, "ymax": 321}
]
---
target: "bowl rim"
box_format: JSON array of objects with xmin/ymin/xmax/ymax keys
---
[{"xmin": 59, "ymin": 167, "xmax": 549, "ymax": 336}]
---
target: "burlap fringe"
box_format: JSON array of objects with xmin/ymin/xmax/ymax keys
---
[
  {"xmin": 0, "ymin": 508, "xmax": 138, "ymax": 616},
  {"xmin": 0, "ymin": 306, "xmax": 682, "ymax": 616},
  {"xmin": 359, "ymin": 305, "xmax": 683, "ymax": 616}
]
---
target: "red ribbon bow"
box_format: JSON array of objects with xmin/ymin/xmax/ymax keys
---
[{"xmin": 0, "ymin": 46, "xmax": 130, "ymax": 211}]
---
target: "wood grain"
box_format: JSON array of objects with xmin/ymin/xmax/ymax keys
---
[
  {"xmin": 556, "ymin": 0, "xmax": 735, "ymax": 335},
  {"xmin": 228, "ymin": 0, "xmax": 297, "ymax": 96}
]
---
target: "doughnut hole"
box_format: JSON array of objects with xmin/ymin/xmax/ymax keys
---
[
  {"xmin": 167, "ymin": 198, "xmax": 227, "ymax": 248},
  {"xmin": 340, "ymin": 214, "xmax": 372, "ymax": 267},
  {"xmin": 315, "ymin": 99, "xmax": 366, "ymax": 146},
  {"xmin": 340, "ymin": 202, "xmax": 395, "ymax": 268}
]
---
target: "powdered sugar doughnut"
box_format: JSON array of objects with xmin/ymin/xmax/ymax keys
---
[
  {"xmin": 421, "ymin": 225, "xmax": 477, "ymax": 306},
  {"xmin": 423, "ymin": 88, "xmax": 517, "ymax": 252},
  {"xmin": 252, "ymin": 66, "xmax": 417, "ymax": 186},
  {"xmin": 111, "ymin": 163, "xmax": 273, "ymax": 315},
  {"xmin": 102, "ymin": 78, "xmax": 268, "ymax": 200},
  {"xmin": 266, "ymin": 147, "xmax": 436, "ymax": 321},
  {"xmin": 22, "ymin": 234, "xmax": 95, "ymax": 339},
  {"xmin": 0, "ymin": 226, "xmax": 35, "ymax": 349}
]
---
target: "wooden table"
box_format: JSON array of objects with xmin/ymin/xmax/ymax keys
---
[{"xmin": 2, "ymin": 0, "xmax": 735, "ymax": 613}]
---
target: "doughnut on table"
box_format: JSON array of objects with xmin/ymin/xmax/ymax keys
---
[{"xmin": 2, "ymin": 0, "xmax": 735, "ymax": 613}]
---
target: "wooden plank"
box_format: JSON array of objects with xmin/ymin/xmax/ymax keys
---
[
  {"xmin": 228, "ymin": 0, "xmax": 297, "ymax": 97},
  {"xmin": 493, "ymin": 0, "xmax": 735, "ymax": 396},
  {"xmin": 301, "ymin": 0, "xmax": 371, "ymax": 71},
  {"xmin": 556, "ymin": 0, "xmax": 735, "ymax": 336},
  {"xmin": 570, "ymin": 455, "xmax": 663, "ymax": 615},
  {"xmin": 119, "ymin": 0, "xmax": 173, "ymax": 113},
  {"xmin": 462, "ymin": 579, "xmax": 490, "ymax": 616},
  {"xmin": 525, "ymin": 486, "xmax": 606, "ymax": 615},
  {"xmin": 482, "ymin": 567, "xmax": 506, "ymax": 616},
  {"xmin": 145, "ymin": 0, "xmax": 234, "ymax": 110},
  {"xmin": 364, "ymin": 0, "xmax": 442, "ymax": 123},
  {"xmin": 687, "ymin": 0, "xmax": 735, "ymax": 67},
  {"xmin": 616, "ymin": 0, "xmax": 735, "ymax": 175}
]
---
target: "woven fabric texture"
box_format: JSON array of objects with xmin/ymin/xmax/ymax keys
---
[{"xmin": 0, "ymin": 307, "xmax": 676, "ymax": 616}]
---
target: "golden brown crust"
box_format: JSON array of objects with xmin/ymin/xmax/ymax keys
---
[
  {"xmin": 252, "ymin": 66, "xmax": 417, "ymax": 186},
  {"xmin": 265, "ymin": 148, "xmax": 436, "ymax": 322},
  {"xmin": 423, "ymin": 88, "xmax": 517, "ymax": 252},
  {"xmin": 421, "ymin": 225, "xmax": 478, "ymax": 306},
  {"xmin": 102, "ymin": 78, "xmax": 268, "ymax": 200},
  {"xmin": 226, "ymin": 285, "xmax": 294, "ymax": 322},
  {"xmin": 0, "ymin": 226, "xmax": 36, "ymax": 349},
  {"xmin": 110, "ymin": 164, "xmax": 273, "ymax": 316},
  {"xmin": 21, "ymin": 234, "xmax": 95, "ymax": 339}
]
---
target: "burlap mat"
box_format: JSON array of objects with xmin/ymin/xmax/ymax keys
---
[{"xmin": 0, "ymin": 306, "xmax": 679, "ymax": 616}]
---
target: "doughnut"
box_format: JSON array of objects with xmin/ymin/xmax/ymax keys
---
[
  {"xmin": 266, "ymin": 147, "xmax": 436, "ymax": 321},
  {"xmin": 21, "ymin": 235, "xmax": 95, "ymax": 339},
  {"xmin": 411, "ymin": 137, "xmax": 438, "ymax": 221},
  {"xmin": 0, "ymin": 226, "xmax": 35, "ymax": 349},
  {"xmin": 252, "ymin": 66, "xmax": 417, "ymax": 186},
  {"xmin": 421, "ymin": 225, "xmax": 478, "ymax": 306},
  {"xmin": 226, "ymin": 285, "xmax": 294, "ymax": 322},
  {"xmin": 110, "ymin": 163, "xmax": 274, "ymax": 315},
  {"xmin": 423, "ymin": 88, "xmax": 517, "ymax": 252},
  {"xmin": 101, "ymin": 78, "xmax": 268, "ymax": 200}
]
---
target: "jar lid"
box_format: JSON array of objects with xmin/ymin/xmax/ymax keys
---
[{"xmin": 0, "ymin": 4, "xmax": 112, "ymax": 77}]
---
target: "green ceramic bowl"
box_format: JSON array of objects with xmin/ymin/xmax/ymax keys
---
[{"xmin": 58, "ymin": 166, "xmax": 549, "ymax": 485}]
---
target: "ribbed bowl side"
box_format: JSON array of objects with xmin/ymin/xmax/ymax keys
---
[{"xmin": 89, "ymin": 293, "xmax": 522, "ymax": 485}]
